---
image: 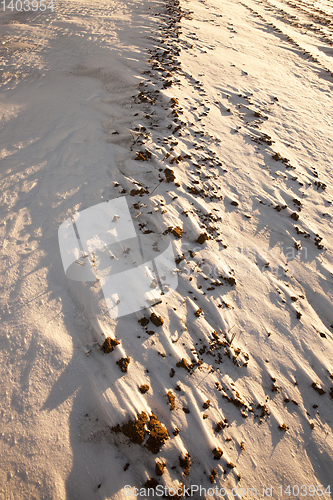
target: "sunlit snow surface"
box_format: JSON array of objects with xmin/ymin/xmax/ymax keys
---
[{"xmin": 0, "ymin": 0, "xmax": 332, "ymax": 498}]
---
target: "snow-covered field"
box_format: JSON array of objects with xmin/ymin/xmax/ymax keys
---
[{"xmin": 0, "ymin": 0, "xmax": 332, "ymax": 498}]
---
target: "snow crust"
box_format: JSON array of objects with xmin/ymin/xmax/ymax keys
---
[{"xmin": 0, "ymin": 0, "xmax": 332, "ymax": 498}]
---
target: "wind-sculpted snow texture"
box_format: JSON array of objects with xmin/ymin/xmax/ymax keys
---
[{"xmin": 0, "ymin": 0, "xmax": 332, "ymax": 498}]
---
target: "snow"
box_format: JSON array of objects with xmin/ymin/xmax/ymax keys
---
[{"xmin": 0, "ymin": 0, "xmax": 332, "ymax": 498}]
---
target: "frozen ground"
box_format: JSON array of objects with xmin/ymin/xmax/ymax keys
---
[{"xmin": 0, "ymin": 0, "xmax": 332, "ymax": 498}]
